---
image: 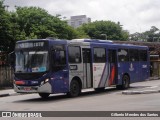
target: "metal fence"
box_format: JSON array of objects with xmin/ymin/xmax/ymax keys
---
[
  {"xmin": 0, "ymin": 51, "xmax": 13, "ymax": 89},
  {"xmin": 0, "ymin": 65, "xmax": 13, "ymax": 89}
]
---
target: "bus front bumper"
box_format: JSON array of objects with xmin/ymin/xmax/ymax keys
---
[{"xmin": 14, "ymin": 82, "xmax": 52, "ymax": 93}]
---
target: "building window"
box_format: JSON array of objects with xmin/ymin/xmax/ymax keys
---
[
  {"xmin": 79, "ymin": 21, "xmax": 82, "ymax": 25},
  {"xmin": 94, "ymin": 48, "xmax": 106, "ymax": 63}
]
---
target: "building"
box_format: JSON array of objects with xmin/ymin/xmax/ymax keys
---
[{"xmin": 67, "ymin": 15, "xmax": 91, "ymax": 28}]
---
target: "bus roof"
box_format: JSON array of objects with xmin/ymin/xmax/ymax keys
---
[
  {"xmin": 16, "ymin": 38, "xmax": 148, "ymax": 50},
  {"xmin": 91, "ymin": 42, "xmax": 148, "ymax": 50},
  {"xmin": 16, "ymin": 38, "xmax": 68, "ymax": 44},
  {"xmin": 71, "ymin": 39, "xmax": 113, "ymax": 43}
]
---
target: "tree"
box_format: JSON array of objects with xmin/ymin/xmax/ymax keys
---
[
  {"xmin": 144, "ymin": 26, "xmax": 160, "ymax": 42},
  {"xmin": 14, "ymin": 6, "xmax": 77, "ymax": 40},
  {"xmin": 77, "ymin": 20, "xmax": 129, "ymax": 40},
  {"xmin": 0, "ymin": 0, "xmax": 15, "ymax": 52},
  {"xmin": 130, "ymin": 26, "xmax": 160, "ymax": 42},
  {"xmin": 0, "ymin": 5, "xmax": 78, "ymax": 52}
]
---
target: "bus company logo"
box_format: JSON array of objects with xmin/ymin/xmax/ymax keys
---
[
  {"xmin": 129, "ymin": 63, "xmax": 134, "ymax": 71},
  {"xmin": 2, "ymin": 112, "xmax": 11, "ymax": 117}
]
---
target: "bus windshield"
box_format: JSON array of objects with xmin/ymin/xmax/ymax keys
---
[{"xmin": 15, "ymin": 51, "xmax": 48, "ymax": 73}]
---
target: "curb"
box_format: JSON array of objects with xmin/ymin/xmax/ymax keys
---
[
  {"xmin": 0, "ymin": 93, "xmax": 10, "ymax": 97},
  {"xmin": 0, "ymin": 93, "xmax": 32, "ymax": 97},
  {"xmin": 122, "ymin": 90, "xmax": 160, "ymax": 95}
]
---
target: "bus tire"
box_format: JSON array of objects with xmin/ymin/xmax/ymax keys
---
[
  {"xmin": 39, "ymin": 93, "xmax": 50, "ymax": 99},
  {"xmin": 67, "ymin": 80, "xmax": 81, "ymax": 97},
  {"xmin": 122, "ymin": 75, "xmax": 130, "ymax": 89},
  {"xmin": 116, "ymin": 75, "xmax": 130, "ymax": 90}
]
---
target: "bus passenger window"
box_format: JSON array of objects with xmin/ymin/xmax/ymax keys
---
[
  {"xmin": 118, "ymin": 49, "xmax": 129, "ymax": 62},
  {"xmin": 139, "ymin": 50, "xmax": 147, "ymax": 61},
  {"xmin": 129, "ymin": 49, "xmax": 139, "ymax": 61},
  {"xmin": 94, "ymin": 48, "xmax": 106, "ymax": 63},
  {"xmin": 52, "ymin": 45, "xmax": 66, "ymax": 71},
  {"xmin": 68, "ymin": 46, "xmax": 81, "ymax": 63}
]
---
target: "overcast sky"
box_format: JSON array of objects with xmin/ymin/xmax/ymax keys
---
[{"xmin": 4, "ymin": 0, "xmax": 160, "ymax": 33}]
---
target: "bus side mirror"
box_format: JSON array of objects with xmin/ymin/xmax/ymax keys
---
[{"xmin": 8, "ymin": 51, "xmax": 15, "ymax": 69}]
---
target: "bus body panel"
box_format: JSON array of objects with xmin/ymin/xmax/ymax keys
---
[
  {"xmin": 13, "ymin": 39, "xmax": 150, "ymax": 95},
  {"xmin": 50, "ymin": 70, "xmax": 69, "ymax": 94}
]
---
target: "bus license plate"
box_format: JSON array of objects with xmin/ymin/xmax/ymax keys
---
[{"xmin": 24, "ymin": 87, "xmax": 31, "ymax": 91}]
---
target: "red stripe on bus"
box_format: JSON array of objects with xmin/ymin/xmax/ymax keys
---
[{"xmin": 109, "ymin": 66, "xmax": 115, "ymax": 86}]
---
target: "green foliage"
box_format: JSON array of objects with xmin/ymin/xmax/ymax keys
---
[
  {"xmin": 130, "ymin": 26, "xmax": 160, "ymax": 42},
  {"xmin": 15, "ymin": 6, "xmax": 77, "ymax": 40},
  {"xmin": 76, "ymin": 27, "xmax": 90, "ymax": 38},
  {"xmin": 77, "ymin": 20, "xmax": 129, "ymax": 40},
  {"xmin": 0, "ymin": 3, "xmax": 78, "ymax": 52},
  {"xmin": 0, "ymin": 0, "xmax": 13, "ymax": 52},
  {"xmin": 0, "ymin": 0, "xmax": 129, "ymax": 53}
]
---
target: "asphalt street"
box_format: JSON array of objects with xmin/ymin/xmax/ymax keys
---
[{"xmin": 0, "ymin": 79, "xmax": 160, "ymax": 120}]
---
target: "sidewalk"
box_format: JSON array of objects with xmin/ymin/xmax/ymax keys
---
[
  {"xmin": 122, "ymin": 79, "xmax": 160, "ymax": 95},
  {"xmin": 0, "ymin": 89, "xmax": 18, "ymax": 97}
]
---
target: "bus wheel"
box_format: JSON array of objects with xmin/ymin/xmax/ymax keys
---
[
  {"xmin": 68, "ymin": 80, "xmax": 80, "ymax": 97},
  {"xmin": 39, "ymin": 93, "xmax": 50, "ymax": 99},
  {"xmin": 122, "ymin": 75, "xmax": 130, "ymax": 89},
  {"xmin": 116, "ymin": 75, "xmax": 130, "ymax": 90}
]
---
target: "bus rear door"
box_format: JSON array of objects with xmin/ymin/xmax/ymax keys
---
[
  {"xmin": 82, "ymin": 48, "xmax": 93, "ymax": 88},
  {"xmin": 108, "ymin": 49, "xmax": 118, "ymax": 86}
]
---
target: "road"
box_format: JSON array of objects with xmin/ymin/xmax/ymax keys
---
[{"xmin": 0, "ymin": 80, "xmax": 160, "ymax": 120}]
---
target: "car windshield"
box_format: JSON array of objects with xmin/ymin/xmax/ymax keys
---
[{"xmin": 15, "ymin": 51, "xmax": 48, "ymax": 73}]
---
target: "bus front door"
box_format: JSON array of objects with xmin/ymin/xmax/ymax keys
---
[{"xmin": 82, "ymin": 48, "xmax": 93, "ymax": 88}]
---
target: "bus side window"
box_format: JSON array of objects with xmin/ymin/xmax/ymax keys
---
[
  {"xmin": 93, "ymin": 48, "xmax": 106, "ymax": 63},
  {"xmin": 52, "ymin": 45, "xmax": 66, "ymax": 71},
  {"xmin": 118, "ymin": 49, "xmax": 129, "ymax": 62},
  {"xmin": 129, "ymin": 49, "xmax": 139, "ymax": 62},
  {"xmin": 139, "ymin": 50, "xmax": 147, "ymax": 61},
  {"xmin": 68, "ymin": 46, "xmax": 81, "ymax": 63},
  {"xmin": 53, "ymin": 50, "xmax": 66, "ymax": 65}
]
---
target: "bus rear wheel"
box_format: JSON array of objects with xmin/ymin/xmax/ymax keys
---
[
  {"xmin": 116, "ymin": 75, "xmax": 130, "ymax": 90},
  {"xmin": 39, "ymin": 93, "xmax": 50, "ymax": 99},
  {"xmin": 122, "ymin": 75, "xmax": 130, "ymax": 89},
  {"xmin": 67, "ymin": 80, "xmax": 81, "ymax": 97}
]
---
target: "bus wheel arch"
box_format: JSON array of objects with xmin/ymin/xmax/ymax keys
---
[
  {"xmin": 67, "ymin": 77, "xmax": 82, "ymax": 97},
  {"xmin": 39, "ymin": 93, "xmax": 50, "ymax": 99}
]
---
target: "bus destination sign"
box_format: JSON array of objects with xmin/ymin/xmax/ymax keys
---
[{"xmin": 16, "ymin": 42, "xmax": 44, "ymax": 49}]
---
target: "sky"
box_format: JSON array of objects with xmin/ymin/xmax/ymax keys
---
[{"xmin": 3, "ymin": 0, "xmax": 160, "ymax": 33}]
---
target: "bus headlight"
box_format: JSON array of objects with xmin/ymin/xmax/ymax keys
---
[
  {"xmin": 45, "ymin": 78, "xmax": 49, "ymax": 83},
  {"xmin": 40, "ymin": 78, "xmax": 49, "ymax": 86}
]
